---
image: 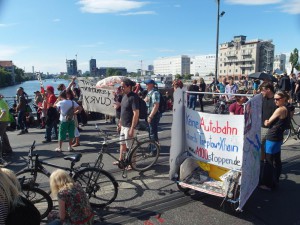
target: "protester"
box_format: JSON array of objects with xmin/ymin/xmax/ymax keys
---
[
  {"xmin": 16, "ymin": 87, "xmax": 28, "ymax": 135},
  {"xmin": 54, "ymin": 90, "xmax": 81, "ymax": 152},
  {"xmin": 67, "ymin": 89, "xmax": 81, "ymax": 147},
  {"xmin": 294, "ymin": 74, "xmax": 300, "ymax": 108},
  {"xmin": 42, "ymin": 86, "xmax": 58, "ymax": 143},
  {"xmin": 188, "ymin": 79, "xmax": 199, "ymax": 110},
  {"xmin": 290, "ymin": 73, "xmax": 296, "ymax": 103},
  {"xmin": 209, "ymin": 77, "xmax": 219, "ymax": 91},
  {"xmin": 216, "ymin": 77, "xmax": 227, "ymax": 94},
  {"xmin": 0, "ymin": 95, "xmax": 13, "ymax": 165},
  {"xmin": 199, "ymin": 78, "xmax": 206, "ymax": 112},
  {"xmin": 113, "ymin": 86, "xmax": 123, "ymax": 127},
  {"xmin": 278, "ymin": 72, "xmax": 291, "ymax": 93},
  {"xmin": 259, "ymin": 82, "xmax": 278, "ymax": 184},
  {"xmin": 224, "ymin": 77, "xmax": 238, "ymax": 101},
  {"xmin": 260, "ymin": 91, "xmax": 291, "ymax": 191},
  {"xmin": 252, "ymin": 79, "xmax": 260, "ymax": 94},
  {"xmin": 34, "ymin": 90, "xmax": 44, "ymax": 128},
  {"xmin": 115, "ymin": 78, "xmax": 139, "ymax": 165},
  {"xmin": 144, "ymin": 79, "xmax": 161, "ymax": 145},
  {"xmin": 48, "ymin": 169, "xmax": 94, "ymax": 225},
  {"xmin": 229, "ymin": 90, "xmax": 247, "ymax": 115},
  {"xmin": 165, "ymin": 91, "xmax": 173, "ymax": 111},
  {"xmin": 172, "ymin": 79, "xmax": 183, "ymax": 91}
]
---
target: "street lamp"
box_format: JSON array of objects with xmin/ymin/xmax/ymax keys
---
[{"xmin": 214, "ymin": 0, "xmax": 225, "ymax": 88}]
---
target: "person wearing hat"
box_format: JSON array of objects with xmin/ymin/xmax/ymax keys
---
[
  {"xmin": 144, "ymin": 79, "xmax": 161, "ymax": 146},
  {"xmin": 0, "ymin": 94, "xmax": 13, "ymax": 166},
  {"xmin": 42, "ymin": 86, "xmax": 58, "ymax": 143},
  {"xmin": 16, "ymin": 87, "xmax": 28, "ymax": 135}
]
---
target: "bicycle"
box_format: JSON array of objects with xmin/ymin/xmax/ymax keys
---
[
  {"xmin": 16, "ymin": 141, "xmax": 119, "ymax": 208},
  {"xmin": 282, "ymin": 117, "xmax": 300, "ymax": 144},
  {"xmin": 93, "ymin": 125, "xmax": 160, "ymax": 178},
  {"xmin": 19, "ymin": 176, "xmax": 53, "ymax": 220},
  {"xmin": 214, "ymin": 98, "xmax": 231, "ymax": 114}
]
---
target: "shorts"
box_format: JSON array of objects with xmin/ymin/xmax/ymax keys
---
[
  {"xmin": 59, "ymin": 120, "xmax": 75, "ymax": 141},
  {"xmin": 265, "ymin": 140, "xmax": 282, "ymax": 154},
  {"xmin": 119, "ymin": 126, "xmax": 134, "ymax": 148}
]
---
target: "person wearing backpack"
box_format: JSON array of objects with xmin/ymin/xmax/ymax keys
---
[
  {"xmin": 144, "ymin": 79, "xmax": 161, "ymax": 148},
  {"xmin": 54, "ymin": 90, "xmax": 81, "ymax": 152},
  {"xmin": 0, "ymin": 168, "xmax": 40, "ymax": 225}
]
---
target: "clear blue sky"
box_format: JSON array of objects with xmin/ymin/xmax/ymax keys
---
[{"xmin": 0, "ymin": 0, "xmax": 299, "ymax": 74}]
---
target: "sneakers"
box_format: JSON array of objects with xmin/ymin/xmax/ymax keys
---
[
  {"xmin": 42, "ymin": 140, "xmax": 51, "ymax": 143},
  {"xmin": 68, "ymin": 146, "xmax": 75, "ymax": 152},
  {"xmin": 0, "ymin": 158, "xmax": 8, "ymax": 167},
  {"xmin": 25, "ymin": 129, "xmax": 29, "ymax": 133}
]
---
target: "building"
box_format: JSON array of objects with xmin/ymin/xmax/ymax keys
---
[
  {"xmin": 0, "ymin": 60, "xmax": 15, "ymax": 83},
  {"xmin": 153, "ymin": 55, "xmax": 190, "ymax": 76},
  {"xmin": 66, "ymin": 59, "xmax": 77, "ymax": 76},
  {"xmin": 190, "ymin": 54, "xmax": 216, "ymax": 77},
  {"xmin": 219, "ymin": 35, "xmax": 275, "ymax": 80},
  {"xmin": 89, "ymin": 59, "xmax": 97, "ymax": 76},
  {"xmin": 273, "ymin": 54, "xmax": 286, "ymax": 73},
  {"xmin": 148, "ymin": 65, "xmax": 154, "ymax": 71},
  {"xmin": 98, "ymin": 67, "xmax": 127, "ymax": 76}
]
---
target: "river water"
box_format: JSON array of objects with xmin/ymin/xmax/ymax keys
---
[{"xmin": 0, "ymin": 79, "xmax": 70, "ymax": 99}]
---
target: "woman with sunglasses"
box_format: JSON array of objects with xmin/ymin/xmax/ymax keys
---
[{"xmin": 260, "ymin": 91, "xmax": 291, "ymax": 191}]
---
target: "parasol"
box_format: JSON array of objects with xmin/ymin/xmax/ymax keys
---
[{"xmin": 96, "ymin": 76, "xmax": 126, "ymax": 88}]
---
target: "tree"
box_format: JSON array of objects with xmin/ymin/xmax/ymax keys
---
[
  {"xmin": 175, "ymin": 74, "xmax": 182, "ymax": 80},
  {"xmin": 0, "ymin": 68, "xmax": 12, "ymax": 87},
  {"xmin": 14, "ymin": 66, "xmax": 25, "ymax": 83},
  {"xmin": 184, "ymin": 74, "xmax": 192, "ymax": 80},
  {"xmin": 289, "ymin": 48, "xmax": 299, "ymax": 73}
]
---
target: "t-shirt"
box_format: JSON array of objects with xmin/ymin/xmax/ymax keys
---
[
  {"xmin": 261, "ymin": 96, "xmax": 277, "ymax": 128},
  {"xmin": 0, "ymin": 99, "xmax": 10, "ymax": 122},
  {"xmin": 17, "ymin": 94, "xmax": 27, "ymax": 111},
  {"xmin": 120, "ymin": 92, "xmax": 139, "ymax": 127},
  {"xmin": 229, "ymin": 102, "xmax": 244, "ymax": 115},
  {"xmin": 146, "ymin": 90, "xmax": 160, "ymax": 114},
  {"xmin": 56, "ymin": 99, "xmax": 79, "ymax": 122},
  {"xmin": 47, "ymin": 94, "xmax": 57, "ymax": 108}
]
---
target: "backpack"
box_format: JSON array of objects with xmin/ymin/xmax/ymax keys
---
[
  {"xmin": 65, "ymin": 101, "xmax": 75, "ymax": 121},
  {"xmin": 6, "ymin": 196, "xmax": 41, "ymax": 225},
  {"xmin": 139, "ymin": 98, "xmax": 148, "ymax": 119}
]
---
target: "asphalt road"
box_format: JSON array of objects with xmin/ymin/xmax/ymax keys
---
[{"xmin": 5, "ymin": 102, "xmax": 300, "ymax": 225}]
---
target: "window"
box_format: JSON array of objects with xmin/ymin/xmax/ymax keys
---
[
  {"xmin": 236, "ymin": 69, "xmax": 238, "ymax": 72},
  {"xmin": 224, "ymin": 70, "xmax": 226, "ymax": 73}
]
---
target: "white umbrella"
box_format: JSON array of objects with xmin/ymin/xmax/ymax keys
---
[{"xmin": 96, "ymin": 76, "xmax": 126, "ymax": 89}]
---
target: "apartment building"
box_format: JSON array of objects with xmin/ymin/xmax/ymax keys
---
[
  {"xmin": 154, "ymin": 55, "xmax": 190, "ymax": 76},
  {"xmin": 66, "ymin": 59, "xmax": 78, "ymax": 76},
  {"xmin": 190, "ymin": 54, "xmax": 216, "ymax": 77},
  {"xmin": 273, "ymin": 54, "xmax": 286, "ymax": 72},
  {"xmin": 219, "ymin": 35, "xmax": 275, "ymax": 80}
]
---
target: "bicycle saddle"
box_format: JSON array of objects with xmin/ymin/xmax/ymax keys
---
[{"xmin": 64, "ymin": 154, "xmax": 82, "ymax": 162}]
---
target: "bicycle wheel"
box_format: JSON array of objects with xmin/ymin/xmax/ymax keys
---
[
  {"xmin": 21, "ymin": 186, "xmax": 53, "ymax": 220},
  {"xmin": 282, "ymin": 128, "xmax": 291, "ymax": 144},
  {"xmin": 16, "ymin": 169, "xmax": 50, "ymax": 192},
  {"xmin": 129, "ymin": 140, "xmax": 160, "ymax": 171},
  {"xmin": 73, "ymin": 168, "xmax": 118, "ymax": 208}
]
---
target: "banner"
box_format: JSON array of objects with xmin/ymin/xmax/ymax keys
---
[
  {"xmin": 78, "ymin": 78, "xmax": 116, "ymax": 116},
  {"xmin": 185, "ymin": 108, "xmax": 244, "ymax": 171},
  {"xmin": 239, "ymin": 94, "xmax": 262, "ymax": 210}
]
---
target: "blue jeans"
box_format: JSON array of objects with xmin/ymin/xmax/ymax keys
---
[
  {"xmin": 17, "ymin": 110, "xmax": 26, "ymax": 131},
  {"xmin": 188, "ymin": 95, "xmax": 197, "ymax": 110},
  {"xmin": 148, "ymin": 112, "xmax": 161, "ymax": 143},
  {"xmin": 47, "ymin": 219, "xmax": 61, "ymax": 225}
]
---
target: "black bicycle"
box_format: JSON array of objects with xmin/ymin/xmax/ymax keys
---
[
  {"xmin": 18, "ymin": 176, "xmax": 53, "ymax": 220},
  {"xmin": 16, "ymin": 141, "xmax": 119, "ymax": 208},
  {"xmin": 93, "ymin": 125, "xmax": 160, "ymax": 178}
]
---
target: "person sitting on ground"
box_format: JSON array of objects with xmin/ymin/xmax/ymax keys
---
[
  {"xmin": 0, "ymin": 168, "xmax": 40, "ymax": 225},
  {"xmin": 47, "ymin": 169, "xmax": 94, "ymax": 225},
  {"xmin": 229, "ymin": 90, "xmax": 248, "ymax": 115}
]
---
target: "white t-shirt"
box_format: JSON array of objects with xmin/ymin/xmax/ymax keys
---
[{"xmin": 56, "ymin": 99, "xmax": 79, "ymax": 122}]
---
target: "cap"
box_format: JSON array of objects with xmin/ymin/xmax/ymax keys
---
[
  {"xmin": 144, "ymin": 79, "xmax": 156, "ymax": 85},
  {"xmin": 46, "ymin": 85, "xmax": 54, "ymax": 93}
]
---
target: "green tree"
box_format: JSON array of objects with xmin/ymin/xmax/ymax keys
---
[
  {"xmin": 175, "ymin": 74, "xmax": 182, "ymax": 79},
  {"xmin": 106, "ymin": 68, "xmax": 117, "ymax": 77},
  {"xmin": 14, "ymin": 66, "xmax": 25, "ymax": 83},
  {"xmin": 0, "ymin": 68, "xmax": 12, "ymax": 86},
  {"xmin": 289, "ymin": 48, "xmax": 299, "ymax": 73},
  {"xmin": 184, "ymin": 74, "xmax": 192, "ymax": 80}
]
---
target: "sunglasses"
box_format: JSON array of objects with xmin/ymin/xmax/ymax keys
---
[{"xmin": 274, "ymin": 98, "xmax": 282, "ymax": 101}]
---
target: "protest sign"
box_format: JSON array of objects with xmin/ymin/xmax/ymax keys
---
[
  {"xmin": 185, "ymin": 108, "xmax": 244, "ymax": 171},
  {"xmin": 78, "ymin": 78, "xmax": 116, "ymax": 116}
]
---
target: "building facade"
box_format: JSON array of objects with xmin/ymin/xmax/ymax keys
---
[
  {"xmin": 66, "ymin": 59, "xmax": 77, "ymax": 76},
  {"xmin": 89, "ymin": 59, "xmax": 97, "ymax": 76},
  {"xmin": 0, "ymin": 60, "xmax": 15, "ymax": 83},
  {"xmin": 219, "ymin": 35, "xmax": 275, "ymax": 80},
  {"xmin": 190, "ymin": 54, "xmax": 216, "ymax": 77},
  {"xmin": 273, "ymin": 54, "xmax": 286, "ymax": 73},
  {"xmin": 98, "ymin": 67, "xmax": 127, "ymax": 76},
  {"xmin": 153, "ymin": 55, "xmax": 190, "ymax": 76}
]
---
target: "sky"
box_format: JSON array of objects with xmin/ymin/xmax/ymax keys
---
[{"xmin": 0, "ymin": 0, "xmax": 300, "ymax": 74}]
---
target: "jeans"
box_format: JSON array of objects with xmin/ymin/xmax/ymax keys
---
[
  {"xmin": 45, "ymin": 121, "xmax": 58, "ymax": 141},
  {"xmin": 188, "ymin": 95, "xmax": 197, "ymax": 110},
  {"xmin": 17, "ymin": 110, "xmax": 26, "ymax": 131},
  {"xmin": 0, "ymin": 122, "xmax": 12, "ymax": 156},
  {"xmin": 47, "ymin": 219, "xmax": 61, "ymax": 225},
  {"xmin": 148, "ymin": 112, "xmax": 161, "ymax": 143}
]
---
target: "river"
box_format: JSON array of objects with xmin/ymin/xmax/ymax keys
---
[{"xmin": 0, "ymin": 79, "xmax": 70, "ymax": 98}]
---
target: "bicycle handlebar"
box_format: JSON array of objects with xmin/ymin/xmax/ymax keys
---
[{"xmin": 29, "ymin": 141, "xmax": 36, "ymax": 157}]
